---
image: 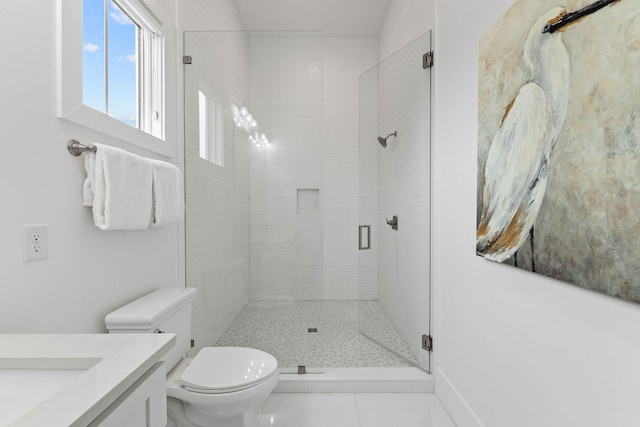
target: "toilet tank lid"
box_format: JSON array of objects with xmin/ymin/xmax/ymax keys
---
[{"xmin": 105, "ymin": 287, "xmax": 197, "ymax": 330}]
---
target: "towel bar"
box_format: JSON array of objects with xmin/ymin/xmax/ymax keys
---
[{"xmin": 67, "ymin": 140, "xmax": 97, "ymax": 156}]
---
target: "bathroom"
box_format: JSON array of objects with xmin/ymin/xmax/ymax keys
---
[{"xmin": 2, "ymin": 0, "xmax": 640, "ymax": 426}]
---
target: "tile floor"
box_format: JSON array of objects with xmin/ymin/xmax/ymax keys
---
[
  {"xmin": 257, "ymin": 393, "xmax": 457, "ymax": 427},
  {"xmin": 216, "ymin": 301, "xmax": 453, "ymax": 424},
  {"xmin": 216, "ymin": 300, "xmax": 419, "ymax": 368}
]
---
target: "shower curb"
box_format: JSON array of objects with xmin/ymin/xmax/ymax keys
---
[{"xmin": 273, "ymin": 367, "xmax": 434, "ymax": 393}]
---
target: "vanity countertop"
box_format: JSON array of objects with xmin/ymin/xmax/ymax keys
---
[{"xmin": 0, "ymin": 333, "xmax": 175, "ymax": 427}]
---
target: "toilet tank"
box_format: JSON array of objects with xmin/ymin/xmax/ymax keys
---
[{"xmin": 105, "ymin": 287, "xmax": 197, "ymax": 373}]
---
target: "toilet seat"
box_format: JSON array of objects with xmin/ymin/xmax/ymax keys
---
[{"xmin": 179, "ymin": 347, "xmax": 278, "ymax": 394}]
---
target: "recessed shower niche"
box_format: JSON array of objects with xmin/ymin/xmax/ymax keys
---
[{"xmin": 297, "ymin": 189, "xmax": 319, "ymax": 215}]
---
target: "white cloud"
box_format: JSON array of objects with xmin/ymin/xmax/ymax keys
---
[
  {"xmin": 109, "ymin": 8, "xmax": 132, "ymax": 26},
  {"xmin": 116, "ymin": 53, "xmax": 137, "ymax": 63},
  {"xmin": 83, "ymin": 43, "xmax": 99, "ymax": 53}
]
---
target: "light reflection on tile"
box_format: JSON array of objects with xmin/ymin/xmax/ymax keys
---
[
  {"xmin": 257, "ymin": 393, "xmax": 457, "ymax": 427},
  {"xmin": 259, "ymin": 393, "xmax": 360, "ymax": 427},
  {"xmin": 355, "ymin": 393, "xmax": 457, "ymax": 427}
]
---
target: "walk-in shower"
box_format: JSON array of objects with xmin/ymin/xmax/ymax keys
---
[
  {"xmin": 183, "ymin": 30, "xmax": 432, "ymax": 372},
  {"xmin": 377, "ymin": 131, "xmax": 397, "ymax": 148}
]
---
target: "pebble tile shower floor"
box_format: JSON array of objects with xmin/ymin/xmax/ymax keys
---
[{"xmin": 215, "ymin": 300, "xmax": 419, "ymax": 368}]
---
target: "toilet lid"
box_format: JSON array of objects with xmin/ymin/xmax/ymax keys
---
[{"xmin": 180, "ymin": 347, "xmax": 278, "ymax": 394}]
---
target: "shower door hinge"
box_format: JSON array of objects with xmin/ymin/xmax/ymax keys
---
[
  {"xmin": 423, "ymin": 51, "xmax": 433, "ymax": 69},
  {"xmin": 183, "ymin": 55, "xmax": 193, "ymax": 65},
  {"xmin": 422, "ymin": 334, "xmax": 433, "ymax": 352}
]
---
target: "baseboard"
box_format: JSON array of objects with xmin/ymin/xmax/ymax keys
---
[{"xmin": 435, "ymin": 366, "xmax": 485, "ymax": 427}]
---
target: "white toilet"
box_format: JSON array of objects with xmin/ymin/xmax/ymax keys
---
[{"xmin": 105, "ymin": 287, "xmax": 279, "ymax": 427}]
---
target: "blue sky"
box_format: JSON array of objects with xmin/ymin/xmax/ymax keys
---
[{"xmin": 83, "ymin": 0, "xmax": 138, "ymax": 127}]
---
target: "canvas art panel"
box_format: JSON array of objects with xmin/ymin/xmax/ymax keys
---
[{"xmin": 477, "ymin": 0, "xmax": 640, "ymax": 303}]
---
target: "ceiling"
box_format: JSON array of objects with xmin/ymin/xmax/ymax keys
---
[{"xmin": 232, "ymin": 0, "xmax": 392, "ymax": 36}]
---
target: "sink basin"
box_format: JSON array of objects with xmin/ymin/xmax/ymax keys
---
[
  {"xmin": 0, "ymin": 334, "xmax": 174, "ymax": 426},
  {"xmin": 0, "ymin": 369, "xmax": 87, "ymax": 425},
  {"xmin": 0, "ymin": 358, "xmax": 100, "ymax": 426}
]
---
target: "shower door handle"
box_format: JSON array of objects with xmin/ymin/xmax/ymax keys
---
[{"xmin": 359, "ymin": 225, "xmax": 371, "ymax": 250}]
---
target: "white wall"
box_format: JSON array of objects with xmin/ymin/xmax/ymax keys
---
[
  {"xmin": 0, "ymin": 0, "xmax": 180, "ymax": 334},
  {"xmin": 178, "ymin": 0, "xmax": 247, "ymax": 31},
  {"xmin": 178, "ymin": 0, "xmax": 250, "ymax": 352},
  {"xmin": 435, "ymin": 1, "xmax": 640, "ymax": 426},
  {"xmin": 379, "ymin": 0, "xmax": 436, "ymax": 60}
]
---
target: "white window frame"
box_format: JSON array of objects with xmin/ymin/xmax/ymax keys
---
[{"xmin": 56, "ymin": 0, "xmax": 169, "ymax": 156}]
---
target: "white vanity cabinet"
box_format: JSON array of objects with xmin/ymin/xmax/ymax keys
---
[
  {"xmin": 88, "ymin": 362, "xmax": 166, "ymax": 427},
  {"xmin": 1, "ymin": 334, "xmax": 174, "ymax": 427}
]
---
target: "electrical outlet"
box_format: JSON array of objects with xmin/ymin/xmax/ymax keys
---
[{"xmin": 23, "ymin": 224, "xmax": 48, "ymax": 262}]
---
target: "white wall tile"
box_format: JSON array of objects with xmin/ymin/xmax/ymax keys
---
[{"xmin": 249, "ymin": 36, "xmax": 378, "ymax": 300}]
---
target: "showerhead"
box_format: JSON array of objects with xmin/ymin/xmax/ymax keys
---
[{"xmin": 377, "ymin": 131, "xmax": 397, "ymax": 148}]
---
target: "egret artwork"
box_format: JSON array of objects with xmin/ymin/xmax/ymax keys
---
[{"xmin": 478, "ymin": 0, "xmax": 640, "ymax": 303}]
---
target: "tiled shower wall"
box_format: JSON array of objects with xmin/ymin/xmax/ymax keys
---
[
  {"xmin": 323, "ymin": 38, "xmax": 379, "ymax": 300},
  {"xmin": 358, "ymin": 62, "xmax": 380, "ymax": 301},
  {"xmin": 249, "ymin": 35, "xmax": 379, "ymax": 300},
  {"xmin": 248, "ymin": 33, "xmax": 324, "ymax": 300}
]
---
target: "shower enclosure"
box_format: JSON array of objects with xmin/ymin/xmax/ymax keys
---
[{"xmin": 183, "ymin": 31, "xmax": 432, "ymax": 372}]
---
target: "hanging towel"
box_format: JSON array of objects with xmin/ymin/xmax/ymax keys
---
[
  {"xmin": 150, "ymin": 159, "xmax": 184, "ymax": 227},
  {"xmin": 83, "ymin": 143, "xmax": 153, "ymax": 230}
]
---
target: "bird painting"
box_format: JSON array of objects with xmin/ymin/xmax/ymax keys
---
[{"xmin": 477, "ymin": 0, "xmax": 622, "ymax": 272}]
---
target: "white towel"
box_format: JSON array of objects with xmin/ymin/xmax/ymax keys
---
[
  {"xmin": 83, "ymin": 143, "xmax": 153, "ymax": 230},
  {"xmin": 150, "ymin": 159, "xmax": 184, "ymax": 227}
]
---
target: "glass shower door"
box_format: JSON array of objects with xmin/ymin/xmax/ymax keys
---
[
  {"xmin": 358, "ymin": 31, "xmax": 432, "ymax": 371},
  {"xmin": 184, "ymin": 31, "xmax": 327, "ymax": 370}
]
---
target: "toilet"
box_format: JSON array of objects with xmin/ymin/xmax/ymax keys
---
[{"xmin": 105, "ymin": 287, "xmax": 278, "ymax": 427}]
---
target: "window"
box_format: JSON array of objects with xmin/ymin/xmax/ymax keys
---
[
  {"xmin": 82, "ymin": 0, "xmax": 163, "ymax": 138},
  {"xmin": 56, "ymin": 0, "xmax": 168, "ymax": 155},
  {"xmin": 198, "ymin": 90, "xmax": 224, "ymax": 167}
]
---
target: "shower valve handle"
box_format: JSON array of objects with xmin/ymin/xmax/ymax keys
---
[{"xmin": 386, "ymin": 216, "xmax": 398, "ymax": 230}]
